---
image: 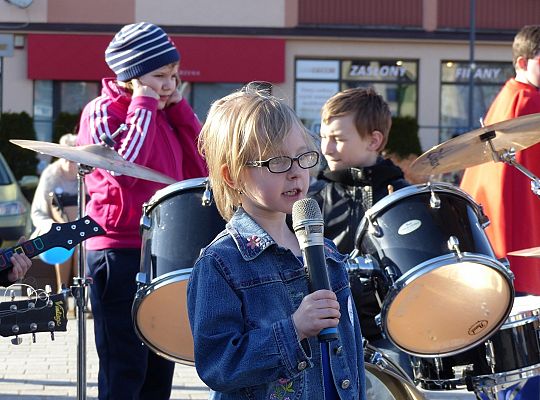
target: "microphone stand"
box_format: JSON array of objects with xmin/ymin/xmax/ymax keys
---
[
  {"xmin": 72, "ymin": 163, "xmax": 93, "ymax": 400},
  {"xmin": 71, "ymin": 123, "xmax": 128, "ymax": 399}
]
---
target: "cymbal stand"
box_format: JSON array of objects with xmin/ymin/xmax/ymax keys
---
[
  {"xmin": 71, "ymin": 163, "xmax": 93, "ymax": 400},
  {"xmin": 485, "ymin": 138, "xmax": 540, "ymax": 197}
]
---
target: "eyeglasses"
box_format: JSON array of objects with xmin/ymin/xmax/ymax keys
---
[{"xmin": 245, "ymin": 151, "xmax": 319, "ymax": 174}]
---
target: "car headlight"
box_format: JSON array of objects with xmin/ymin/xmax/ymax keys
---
[{"xmin": 0, "ymin": 201, "xmax": 28, "ymax": 216}]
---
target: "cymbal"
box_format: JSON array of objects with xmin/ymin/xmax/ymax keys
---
[
  {"xmin": 11, "ymin": 139, "xmax": 176, "ymax": 185},
  {"xmin": 410, "ymin": 113, "xmax": 540, "ymax": 175},
  {"xmin": 507, "ymin": 247, "xmax": 540, "ymax": 258}
]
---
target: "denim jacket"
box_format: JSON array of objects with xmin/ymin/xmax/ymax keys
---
[{"xmin": 187, "ymin": 207, "xmax": 366, "ymax": 400}]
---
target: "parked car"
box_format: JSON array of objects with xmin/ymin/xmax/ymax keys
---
[{"xmin": 0, "ymin": 152, "xmax": 38, "ymax": 248}]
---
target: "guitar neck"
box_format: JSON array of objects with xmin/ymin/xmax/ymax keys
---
[{"xmin": 0, "ymin": 216, "xmax": 105, "ymax": 273}]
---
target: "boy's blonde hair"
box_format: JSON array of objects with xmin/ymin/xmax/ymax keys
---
[
  {"xmin": 321, "ymin": 87, "xmax": 392, "ymax": 152},
  {"xmin": 198, "ymin": 83, "xmax": 315, "ymax": 221}
]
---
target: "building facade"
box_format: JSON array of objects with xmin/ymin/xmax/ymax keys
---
[{"xmin": 0, "ymin": 0, "xmax": 538, "ymax": 151}]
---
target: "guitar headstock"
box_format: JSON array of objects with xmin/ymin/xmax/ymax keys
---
[
  {"xmin": 45, "ymin": 216, "xmax": 106, "ymax": 250},
  {"xmin": 0, "ymin": 292, "xmax": 68, "ymax": 342}
]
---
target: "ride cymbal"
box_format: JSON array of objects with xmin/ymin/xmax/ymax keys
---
[
  {"xmin": 11, "ymin": 139, "xmax": 176, "ymax": 185},
  {"xmin": 410, "ymin": 113, "xmax": 540, "ymax": 175}
]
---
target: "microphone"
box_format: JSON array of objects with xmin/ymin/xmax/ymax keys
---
[{"xmin": 292, "ymin": 198, "xmax": 338, "ymax": 342}]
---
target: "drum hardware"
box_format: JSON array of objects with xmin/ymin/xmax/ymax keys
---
[
  {"xmin": 410, "ymin": 112, "xmax": 540, "ymax": 176},
  {"xmin": 356, "ymin": 183, "xmax": 515, "ymax": 357},
  {"xmin": 202, "ymin": 179, "xmax": 212, "ymax": 206},
  {"xmin": 363, "ymin": 342, "xmax": 426, "ymax": 399},
  {"xmin": 429, "ymin": 190, "xmax": 440, "ymax": 209},
  {"xmin": 447, "ymin": 236, "xmax": 463, "ymax": 258},
  {"xmin": 485, "ymin": 340, "xmax": 496, "ymax": 374},
  {"xmin": 132, "ymin": 177, "xmax": 227, "ymax": 364},
  {"xmin": 11, "ymin": 132, "xmax": 177, "ymax": 400}
]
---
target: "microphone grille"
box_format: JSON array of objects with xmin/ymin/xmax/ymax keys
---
[{"xmin": 292, "ymin": 198, "xmax": 323, "ymax": 225}]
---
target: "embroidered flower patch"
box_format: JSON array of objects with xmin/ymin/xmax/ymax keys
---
[{"xmin": 270, "ymin": 378, "xmax": 294, "ymax": 400}]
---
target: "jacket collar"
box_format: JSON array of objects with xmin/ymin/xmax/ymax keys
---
[
  {"xmin": 227, "ymin": 207, "xmax": 277, "ymax": 261},
  {"xmin": 226, "ymin": 207, "xmax": 345, "ymax": 263}
]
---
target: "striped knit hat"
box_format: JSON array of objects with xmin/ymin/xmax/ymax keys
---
[{"xmin": 105, "ymin": 22, "xmax": 180, "ymax": 82}]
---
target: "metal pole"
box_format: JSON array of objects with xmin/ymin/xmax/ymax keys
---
[
  {"xmin": 74, "ymin": 165, "xmax": 91, "ymax": 400},
  {"xmin": 468, "ymin": 0, "xmax": 476, "ymax": 130}
]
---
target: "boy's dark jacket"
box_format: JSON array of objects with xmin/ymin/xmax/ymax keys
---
[{"xmin": 309, "ymin": 157, "xmax": 409, "ymax": 339}]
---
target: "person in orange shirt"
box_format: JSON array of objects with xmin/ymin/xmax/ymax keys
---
[
  {"xmin": 461, "ymin": 25, "xmax": 540, "ymax": 296},
  {"xmin": 460, "ymin": 25, "xmax": 540, "ymax": 400}
]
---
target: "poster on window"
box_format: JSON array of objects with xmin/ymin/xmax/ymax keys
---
[{"xmin": 295, "ymin": 81, "xmax": 339, "ymax": 134}]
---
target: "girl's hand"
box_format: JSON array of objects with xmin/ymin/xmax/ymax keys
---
[
  {"xmin": 292, "ymin": 289, "xmax": 340, "ymax": 341},
  {"xmin": 131, "ymin": 78, "xmax": 159, "ymax": 100},
  {"xmin": 7, "ymin": 237, "xmax": 32, "ymax": 282}
]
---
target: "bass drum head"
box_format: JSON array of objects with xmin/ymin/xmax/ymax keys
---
[
  {"xmin": 133, "ymin": 269, "xmax": 194, "ymax": 365},
  {"xmin": 382, "ymin": 254, "xmax": 513, "ymax": 357}
]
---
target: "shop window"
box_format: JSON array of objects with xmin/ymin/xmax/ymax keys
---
[
  {"xmin": 33, "ymin": 80, "xmax": 100, "ymax": 143},
  {"xmin": 439, "ymin": 61, "xmax": 513, "ymax": 143},
  {"xmin": 295, "ymin": 58, "xmax": 418, "ymax": 136}
]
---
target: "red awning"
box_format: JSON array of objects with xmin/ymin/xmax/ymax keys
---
[{"xmin": 27, "ymin": 34, "xmax": 285, "ymax": 83}]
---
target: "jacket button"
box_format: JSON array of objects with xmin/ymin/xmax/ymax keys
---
[
  {"xmin": 341, "ymin": 379, "xmax": 351, "ymax": 389},
  {"xmin": 334, "ymin": 346, "xmax": 343, "ymax": 355},
  {"xmin": 297, "ymin": 361, "xmax": 307, "ymax": 371}
]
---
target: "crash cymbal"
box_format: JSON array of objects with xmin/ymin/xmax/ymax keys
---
[
  {"xmin": 11, "ymin": 139, "xmax": 176, "ymax": 185},
  {"xmin": 410, "ymin": 113, "xmax": 540, "ymax": 175},
  {"xmin": 507, "ymin": 247, "xmax": 540, "ymax": 258}
]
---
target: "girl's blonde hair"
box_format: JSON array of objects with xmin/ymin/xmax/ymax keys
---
[{"xmin": 198, "ymin": 83, "xmax": 315, "ymax": 221}]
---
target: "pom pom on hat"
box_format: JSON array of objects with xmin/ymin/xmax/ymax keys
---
[{"xmin": 105, "ymin": 22, "xmax": 180, "ymax": 82}]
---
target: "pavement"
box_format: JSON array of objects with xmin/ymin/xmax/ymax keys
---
[{"xmin": 0, "ymin": 295, "xmax": 480, "ymax": 400}]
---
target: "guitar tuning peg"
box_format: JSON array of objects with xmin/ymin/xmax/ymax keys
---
[
  {"xmin": 11, "ymin": 336, "xmax": 22, "ymax": 345},
  {"xmin": 9, "ymin": 290, "xmax": 15, "ymax": 301},
  {"xmin": 32, "ymin": 333, "xmax": 36, "ymax": 343},
  {"xmin": 26, "ymin": 288, "xmax": 32, "ymax": 298},
  {"xmin": 45, "ymin": 285, "xmax": 52, "ymax": 294},
  {"xmin": 30, "ymin": 323, "xmax": 37, "ymax": 332}
]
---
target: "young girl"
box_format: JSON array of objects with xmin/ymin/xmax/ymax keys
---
[{"xmin": 187, "ymin": 85, "xmax": 366, "ymax": 400}]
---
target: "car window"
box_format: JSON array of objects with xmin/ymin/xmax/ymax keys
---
[{"xmin": 0, "ymin": 160, "xmax": 14, "ymax": 185}]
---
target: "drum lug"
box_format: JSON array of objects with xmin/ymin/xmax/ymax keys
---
[
  {"xmin": 447, "ymin": 235, "xmax": 463, "ymax": 259},
  {"xmin": 429, "ymin": 188, "xmax": 441, "ymax": 209},
  {"xmin": 136, "ymin": 272, "xmax": 149, "ymax": 285},
  {"xmin": 202, "ymin": 181, "xmax": 213, "ymax": 206},
  {"xmin": 367, "ymin": 220, "xmax": 382, "ymax": 237},
  {"xmin": 484, "ymin": 340, "xmax": 496, "ymax": 373},
  {"xmin": 140, "ymin": 214, "xmax": 152, "ymax": 232}
]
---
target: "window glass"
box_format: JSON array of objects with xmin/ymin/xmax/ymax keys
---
[
  {"xmin": 60, "ymin": 82, "xmax": 99, "ymax": 114},
  {"xmin": 439, "ymin": 61, "xmax": 513, "ymax": 143},
  {"xmin": 191, "ymin": 83, "xmax": 244, "ymax": 123},
  {"xmin": 33, "ymin": 80, "xmax": 54, "ymax": 142},
  {"xmin": 295, "ymin": 58, "xmax": 419, "ymax": 137}
]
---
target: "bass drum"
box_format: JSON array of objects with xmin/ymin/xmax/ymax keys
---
[
  {"xmin": 132, "ymin": 177, "xmax": 226, "ymax": 365},
  {"xmin": 364, "ymin": 343, "xmax": 425, "ymax": 400}
]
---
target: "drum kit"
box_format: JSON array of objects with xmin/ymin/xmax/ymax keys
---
[{"xmin": 10, "ymin": 112, "xmax": 540, "ymax": 400}]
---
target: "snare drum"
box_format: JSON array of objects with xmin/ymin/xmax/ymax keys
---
[
  {"xmin": 412, "ymin": 296, "xmax": 540, "ymax": 392},
  {"xmin": 356, "ymin": 183, "xmax": 515, "ymax": 357},
  {"xmin": 132, "ymin": 178, "xmax": 226, "ymax": 364}
]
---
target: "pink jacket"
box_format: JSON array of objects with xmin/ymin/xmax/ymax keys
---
[{"xmin": 77, "ymin": 78, "xmax": 207, "ymax": 250}]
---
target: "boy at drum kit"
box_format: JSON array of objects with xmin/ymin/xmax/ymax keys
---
[
  {"xmin": 460, "ymin": 24, "xmax": 540, "ymax": 400},
  {"xmin": 187, "ymin": 84, "xmax": 367, "ymax": 399},
  {"xmin": 77, "ymin": 22, "xmax": 207, "ymax": 399},
  {"xmin": 309, "ymin": 87, "xmax": 413, "ymax": 374}
]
